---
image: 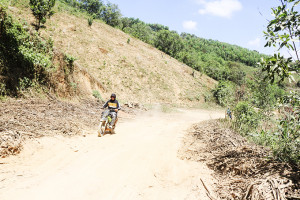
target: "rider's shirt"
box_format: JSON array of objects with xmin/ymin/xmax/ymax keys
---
[{"xmin": 103, "ymin": 99, "xmax": 120, "ymax": 112}]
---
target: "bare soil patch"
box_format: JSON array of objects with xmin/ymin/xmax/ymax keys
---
[
  {"xmin": 179, "ymin": 120, "xmax": 300, "ymax": 200},
  {"xmin": 6, "ymin": 4, "xmax": 217, "ymax": 105}
]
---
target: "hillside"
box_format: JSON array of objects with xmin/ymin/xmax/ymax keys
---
[
  {"xmin": 59, "ymin": 0, "xmax": 266, "ymax": 69},
  {"xmin": 0, "ymin": 1, "xmax": 299, "ymax": 199},
  {"xmin": 2, "ymin": 0, "xmax": 216, "ymax": 105}
]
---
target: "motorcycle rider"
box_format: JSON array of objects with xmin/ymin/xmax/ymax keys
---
[{"xmin": 102, "ymin": 93, "xmax": 120, "ymax": 129}]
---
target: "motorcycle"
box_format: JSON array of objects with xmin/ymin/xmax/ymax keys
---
[{"xmin": 97, "ymin": 109, "xmax": 118, "ymax": 137}]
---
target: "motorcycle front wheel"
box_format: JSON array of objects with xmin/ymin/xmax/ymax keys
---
[{"xmin": 98, "ymin": 120, "xmax": 107, "ymax": 137}]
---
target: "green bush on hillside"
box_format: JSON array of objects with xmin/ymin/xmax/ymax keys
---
[
  {"xmin": 233, "ymin": 101, "xmax": 260, "ymax": 135},
  {"xmin": 92, "ymin": 90, "xmax": 103, "ymax": 101},
  {"xmin": 212, "ymin": 81, "xmax": 235, "ymax": 107},
  {"xmin": 204, "ymin": 61, "xmax": 246, "ymax": 85},
  {"xmin": 272, "ymin": 111, "xmax": 300, "ymax": 166},
  {"xmin": 226, "ymin": 62, "xmax": 246, "ymax": 85},
  {"xmin": 29, "ymin": 0, "xmax": 56, "ymax": 31},
  {"xmin": 0, "ymin": 7, "xmax": 52, "ymax": 95},
  {"xmin": 124, "ymin": 22, "xmax": 153, "ymax": 44},
  {"xmin": 246, "ymin": 70, "xmax": 286, "ymax": 111},
  {"xmin": 154, "ymin": 30, "xmax": 184, "ymax": 58},
  {"xmin": 88, "ymin": 17, "xmax": 93, "ymax": 26},
  {"xmin": 251, "ymin": 92, "xmax": 300, "ymax": 167}
]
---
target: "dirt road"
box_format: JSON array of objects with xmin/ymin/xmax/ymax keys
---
[{"xmin": 0, "ymin": 108, "xmax": 223, "ymax": 200}]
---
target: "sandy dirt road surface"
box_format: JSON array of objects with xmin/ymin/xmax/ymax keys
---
[{"xmin": 0, "ymin": 108, "xmax": 223, "ymax": 200}]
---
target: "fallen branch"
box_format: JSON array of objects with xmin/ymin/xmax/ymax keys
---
[{"xmin": 200, "ymin": 178, "xmax": 219, "ymax": 200}]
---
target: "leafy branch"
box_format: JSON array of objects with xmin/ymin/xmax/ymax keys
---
[{"xmin": 261, "ymin": 0, "xmax": 300, "ymax": 83}]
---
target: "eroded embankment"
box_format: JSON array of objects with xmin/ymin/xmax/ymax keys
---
[{"xmin": 179, "ymin": 120, "xmax": 300, "ymax": 199}]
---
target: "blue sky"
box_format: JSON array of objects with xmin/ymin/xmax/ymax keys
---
[{"xmin": 108, "ymin": 0, "xmax": 284, "ymax": 56}]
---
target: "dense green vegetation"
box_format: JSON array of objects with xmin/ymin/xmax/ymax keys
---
[
  {"xmin": 60, "ymin": 0, "xmax": 267, "ymax": 82},
  {"xmin": 0, "ymin": 6, "xmax": 53, "ymax": 96},
  {"xmin": 226, "ymin": 0, "xmax": 299, "ymax": 167}
]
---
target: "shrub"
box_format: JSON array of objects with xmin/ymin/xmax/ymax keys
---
[
  {"xmin": 70, "ymin": 82, "xmax": 77, "ymax": 91},
  {"xmin": 29, "ymin": 0, "xmax": 56, "ymax": 31},
  {"xmin": 204, "ymin": 61, "xmax": 246, "ymax": 85},
  {"xmin": 271, "ymin": 111, "xmax": 300, "ymax": 166},
  {"xmin": 271, "ymin": 91, "xmax": 300, "ymax": 166},
  {"xmin": 212, "ymin": 81, "xmax": 235, "ymax": 107},
  {"xmin": 88, "ymin": 17, "xmax": 93, "ymax": 27},
  {"xmin": 203, "ymin": 91, "xmax": 214, "ymax": 102},
  {"xmin": 253, "ymin": 80, "xmax": 285, "ymax": 110},
  {"xmin": 154, "ymin": 29, "xmax": 184, "ymax": 58},
  {"xmin": 92, "ymin": 90, "xmax": 103, "ymax": 101},
  {"xmin": 124, "ymin": 22, "xmax": 153, "ymax": 44},
  {"xmin": 0, "ymin": 82, "xmax": 6, "ymax": 96},
  {"xmin": 18, "ymin": 77, "xmax": 33, "ymax": 91},
  {"xmin": 64, "ymin": 54, "xmax": 76, "ymax": 66},
  {"xmin": 227, "ymin": 62, "xmax": 246, "ymax": 85},
  {"xmin": 233, "ymin": 101, "xmax": 259, "ymax": 135}
]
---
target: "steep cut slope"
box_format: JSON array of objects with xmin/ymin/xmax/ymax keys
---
[{"xmin": 6, "ymin": 1, "xmax": 216, "ymax": 105}]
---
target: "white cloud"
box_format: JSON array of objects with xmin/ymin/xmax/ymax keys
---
[
  {"xmin": 248, "ymin": 37, "xmax": 261, "ymax": 47},
  {"xmin": 182, "ymin": 20, "xmax": 198, "ymax": 30},
  {"xmin": 197, "ymin": 0, "xmax": 242, "ymax": 18}
]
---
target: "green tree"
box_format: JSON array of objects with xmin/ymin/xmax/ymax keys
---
[
  {"xmin": 148, "ymin": 23, "xmax": 169, "ymax": 32},
  {"xmin": 120, "ymin": 17, "xmax": 141, "ymax": 30},
  {"xmin": 260, "ymin": 0, "xmax": 300, "ymax": 83},
  {"xmin": 100, "ymin": 2, "xmax": 121, "ymax": 27},
  {"xmin": 212, "ymin": 81, "xmax": 236, "ymax": 107},
  {"xmin": 227, "ymin": 62, "xmax": 246, "ymax": 85},
  {"xmin": 177, "ymin": 50, "xmax": 201, "ymax": 70},
  {"xmin": 120, "ymin": 17, "xmax": 131, "ymax": 30},
  {"xmin": 154, "ymin": 30, "xmax": 184, "ymax": 57},
  {"xmin": 124, "ymin": 22, "xmax": 153, "ymax": 44},
  {"xmin": 29, "ymin": 0, "xmax": 56, "ymax": 31},
  {"xmin": 80, "ymin": 0, "xmax": 103, "ymax": 15}
]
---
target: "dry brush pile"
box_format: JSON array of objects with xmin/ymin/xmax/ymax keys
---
[
  {"xmin": 180, "ymin": 120, "xmax": 300, "ymax": 200},
  {"xmin": 0, "ymin": 98, "xmax": 103, "ymax": 158}
]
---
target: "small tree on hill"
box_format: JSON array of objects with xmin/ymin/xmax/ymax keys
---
[
  {"xmin": 29, "ymin": 0, "xmax": 56, "ymax": 31},
  {"xmin": 100, "ymin": 2, "xmax": 121, "ymax": 27},
  {"xmin": 154, "ymin": 30, "xmax": 184, "ymax": 58},
  {"xmin": 80, "ymin": 0, "xmax": 103, "ymax": 15}
]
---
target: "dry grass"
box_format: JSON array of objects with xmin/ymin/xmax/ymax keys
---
[{"xmin": 6, "ymin": 1, "xmax": 217, "ymax": 106}]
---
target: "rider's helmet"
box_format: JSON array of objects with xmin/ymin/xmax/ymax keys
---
[{"xmin": 111, "ymin": 93, "xmax": 116, "ymax": 99}]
